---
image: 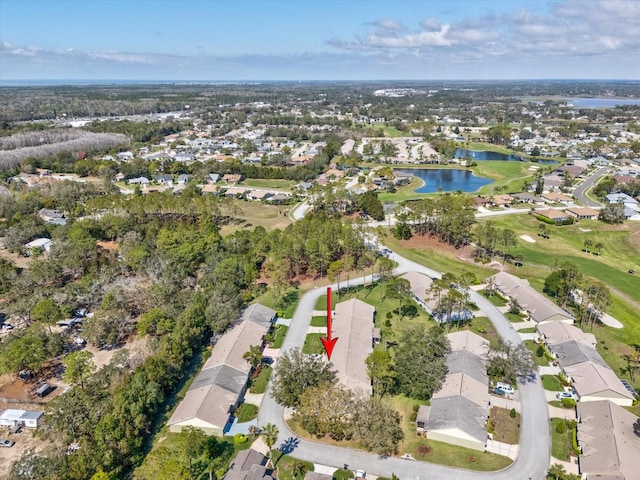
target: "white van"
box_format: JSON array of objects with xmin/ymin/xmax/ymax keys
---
[{"xmin": 495, "ymin": 382, "xmax": 515, "ymax": 395}]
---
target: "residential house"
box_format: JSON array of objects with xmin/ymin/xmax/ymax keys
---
[
  {"xmin": 420, "ymin": 331, "xmax": 490, "ymax": 451},
  {"xmin": 0, "ymin": 409, "xmax": 44, "ymax": 428},
  {"xmin": 510, "ymin": 192, "xmax": 540, "ymax": 204},
  {"xmin": 490, "ymin": 272, "xmax": 573, "ymax": 324},
  {"xmin": 534, "ymin": 208, "xmax": 570, "ymax": 224},
  {"xmin": 209, "ymin": 173, "xmax": 221, "ymax": 183},
  {"xmin": 177, "ymin": 174, "xmax": 191, "ymax": 184},
  {"xmin": 536, "ymin": 322, "xmax": 596, "ymax": 349},
  {"xmin": 168, "ymin": 304, "xmax": 276, "ymax": 435},
  {"xmin": 331, "ymin": 299, "xmax": 375, "ymax": 395},
  {"xmin": 224, "ymin": 449, "xmax": 273, "ymax": 480},
  {"xmin": 565, "ymin": 206, "xmax": 599, "ymax": 220},
  {"xmin": 222, "ymin": 174, "xmax": 245, "ymax": 184},
  {"xmin": 116, "ymin": 151, "xmax": 134, "ymax": 161},
  {"xmin": 201, "ymin": 184, "xmax": 219, "ymax": 194},
  {"xmin": 605, "ymin": 193, "xmax": 638, "ymax": 205},
  {"xmin": 576, "ymin": 400, "xmax": 640, "ymax": 478},
  {"xmin": 38, "ymin": 208, "xmax": 66, "ymax": 225},
  {"xmin": 266, "ymin": 193, "xmax": 291, "ymax": 204},
  {"xmin": 154, "ymin": 174, "xmax": 173, "ymax": 185},
  {"xmin": 128, "ymin": 177, "xmax": 150, "ymax": 186},
  {"xmin": 246, "ymin": 190, "xmax": 272, "ymax": 201},
  {"xmin": 24, "ymin": 238, "xmax": 52, "ymax": 254},
  {"xmin": 224, "ymin": 187, "xmax": 248, "ymax": 198},
  {"xmin": 541, "ymin": 192, "xmax": 573, "ymax": 204}
]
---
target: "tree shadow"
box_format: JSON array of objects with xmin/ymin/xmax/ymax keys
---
[{"xmin": 276, "ymin": 436, "xmax": 300, "ymax": 464}]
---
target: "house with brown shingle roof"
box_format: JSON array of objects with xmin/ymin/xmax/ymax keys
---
[{"xmin": 565, "ymin": 206, "xmax": 599, "ymax": 220}]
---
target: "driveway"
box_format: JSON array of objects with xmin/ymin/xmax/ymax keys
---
[{"xmin": 258, "ymin": 246, "xmax": 550, "ymax": 480}]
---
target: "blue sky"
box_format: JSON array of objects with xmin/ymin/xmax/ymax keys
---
[{"xmin": 1, "ymin": 0, "xmax": 639, "ymax": 81}]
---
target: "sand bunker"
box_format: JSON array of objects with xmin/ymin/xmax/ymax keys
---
[{"xmin": 520, "ymin": 235, "xmax": 536, "ymax": 243}]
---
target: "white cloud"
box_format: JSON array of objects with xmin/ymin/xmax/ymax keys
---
[{"xmin": 372, "ymin": 19, "xmax": 406, "ymax": 32}]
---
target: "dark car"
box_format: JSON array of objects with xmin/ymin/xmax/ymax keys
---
[{"xmin": 629, "ymin": 269, "xmax": 636, "ymax": 274}]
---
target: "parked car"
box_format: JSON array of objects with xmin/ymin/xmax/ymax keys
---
[
  {"xmin": 355, "ymin": 470, "xmax": 366, "ymax": 479},
  {"xmin": 0, "ymin": 439, "xmax": 16, "ymax": 447},
  {"xmin": 629, "ymin": 269, "xmax": 636, "ymax": 274},
  {"xmin": 492, "ymin": 387, "xmax": 506, "ymax": 396},
  {"xmin": 495, "ymin": 382, "xmax": 515, "ymax": 395},
  {"xmin": 556, "ymin": 391, "xmax": 573, "ymax": 400}
]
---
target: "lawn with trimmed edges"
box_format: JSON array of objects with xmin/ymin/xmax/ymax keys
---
[
  {"xmin": 271, "ymin": 325, "xmax": 288, "ymax": 349},
  {"xmin": 235, "ymin": 403, "xmax": 258, "ymax": 422},
  {"xmin": 541, "ymin": 375, "xmax": 563, "ymax": 392},
  {"xmin": 302, "ymin": 333, "xmax": 325, "ymax": 354},
  {"xmin": 249, "ymin": 366, "xmax": 272, "ymax": 394},
  {"xmin": 550, "ymin": 418, "xmax": 571, "ymax": 462},
  {"xmin": 489, "ymin": 407, "xmax": 521, "ymax": 444}
]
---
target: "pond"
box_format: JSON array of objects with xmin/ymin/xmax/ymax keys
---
[
  {"xmin": 566, "ymin": 97, "xmax": 640, "ymax": 109},
  {"xmin": 454, "ymin": 149, "xmax": 557, "ymax": 165},
  {"xmin": 398, "ymin": 168, "xmax": 492, "ymax": 194}
]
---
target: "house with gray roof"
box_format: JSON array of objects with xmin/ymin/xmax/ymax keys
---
[
  {"xmin": 168, "ymin": 304, "xmax": 276, "ymax": 435},
  {"xmin": 420, "ymin": 331, "xmax": 489, "ymax": 451},
  {"xmin": 224, "ymin": 449, "xmax": 273, "ymax": 480},
  {"xmin": 577, "ymin": 400, "xmax": 640, "ymax": 479}
]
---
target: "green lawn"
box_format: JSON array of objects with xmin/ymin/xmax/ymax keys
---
[
  {"xmin": 383, "ymin": 126, "xmax": 406, "ymax": 138},
  {"xmin": 548, "ymin": 400, "xmax": 574, "ymax": 409},
  {"xmin": 377, "ymin": 177, "xmax": 427, "ymax": 203},
  {"xmin": 218, "ymin": 198, "xmax": 292, "ymax": 235},
  {"xmin": 550, "ymin": 418, "xmax": 571, "ymax": 462},
  {"xmin": 404, "ymin": 438, "xmax": 512, "ymax": 471},
  {"xmin": 254, "ymin": 287, "xmax": 302, "ymax": 318},
  {"xmin": 235, "ymin": 403, "xmax": 258, "ymax": 422},
  {"xmin": 271, "ymin": 325, "xmax": 288, "ymax": 349},
  {"xmin": 311, "ymin": 316, "xmax": 327, "ymax": 327},
  {"xmin": 249, "ymin": 366, "xmax": 272, "ymax": 394},
  {"xmin": 518, "ymin": 327, "xmax": 537, "ymax": 333},
  {"xmin": 270, "ymin": 452, "xmax": 315, "ymax": 480},
  {"xmin": 524, "ymin": 340, "xmax": 548, "ymax": 367},
  {"xmin": 243, "ymin": 178, "xmax": 296, "ymax": 190},
  {"xmin": 314, "ymin": 294, "xmax": 336, "ymax": 311},
  {"xmin": 480, "ymin": 290, "xmax": 507, "ymax": 306},
  {"xmin": 506, "ymin": 312, "xmax": 524, "ymax": 323},
  {"xmin": 541, "ymin": 375, "xmax": 563, "ymax": 391},
  {"xmin": 302, "ymin": 333, "xmax": 326, "ymax": 354}
]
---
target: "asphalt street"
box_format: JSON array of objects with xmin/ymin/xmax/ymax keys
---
[
  {"xmin": 572, "ymin": 166, "xmax": 609, "ymax": 206},
  {"xmin": 257, "ymin": 245, "xmax": 550, "ymax": 480}
]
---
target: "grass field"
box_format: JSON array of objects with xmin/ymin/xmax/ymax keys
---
[
  {"xmin": 271, "ymin": 325, "xmax": 288, "ymax": 349},
  {"xmin": 302, "ymin": 333, "xmax": 325, "ymax": 354},
  {"xmin": 235, "ymin": 403, "xmax": 258, "ymax": 422},
  {"xmin": 243, "ymin": 178, "xmax": 296, "ymax": 190},
  {"xmin": 219, "ymin": 198, "xmax": 292, "ymax": 235},
  {"xmin": 249, "ymin": 366, "xmax": 272, "ymax": 394},
  {"xmin": 472, "ymin": 161, "xmax": 538, "ymax": 195},
  {"xmin": 550, "ymin": 418, "xmax": 571, "ymax": 461},
  {"xmin": 311, "ymin": 316, "xmax": 326, "ymax": 327},
  {"xmin": 525, "ymin": 340, "xmax": 549, "ymax": 367},
  {"xmin": 541, "ymin": 375, "xmax": 563, "ymax": 391}
]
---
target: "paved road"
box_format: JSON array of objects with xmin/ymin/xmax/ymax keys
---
[
  {"xmin": 573, "ymin": 167, "xmax": 609, "ymax": 206},
  {"xmin": 258, "ymin": 246, "xmax": 550, "ymax": 480}
]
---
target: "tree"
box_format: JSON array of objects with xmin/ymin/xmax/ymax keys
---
[
  {"xmin": 583, "ymin": 238, "xmax": 593, "ymax": 253},
  {"xmin": 271, "ymin": 348, "xmax": 336, "ymax": 407},
  {"xmin": 352, "ymin": 399, "xmax": 404, "ymax": 456},
  {"xmin": 598, "ymin": 203, "xmax": 625, "ymax": 224},
  {"xmin": 295, "ymin": 382, "xmax": 355, "ymax": 441},
  {"xmin": 548, "ymin": 463, "xmax": 567, "ymax": 480},
  {"xmin": 394, "ymin": 325, "xmax": 450, "ymax": 400},
  {"xmin": 499, "ymin": 229, "xmax": 518, "ymax": 263},
  {"xmin": 535, "ymin": 176, "xmax": 544, "ymax": 195},
  {"xmin": 177, "ymin": 426, "xmax": 207, "ymax": 477},
  {"xmin": 63, "ymin": 350, "xmax": 96, "ymax": 390},
  {"xmin": 30, "ymin": 298, "xmax": 63, "ymax": 332},
  {"xmin": 260, "ymin": 423, "xmax": 279, "ymax": 467},
  {"xmin": 242, "ymin": 344, "xmax": 263, "ymax": 371},
  {"xmin": 594, "ymin": 241, "xmax": 604, "ymax": 256},
  {"xmin": 486, "ymin": 339, "xmax": 536, "ymax": 383},
  {"xmin": 366, "ymin": 349, "xmax": 396, "ymax": 398}
]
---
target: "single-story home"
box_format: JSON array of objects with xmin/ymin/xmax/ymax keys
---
[
  {"xmin": 0, "ymin": 409, "xmax": 44, "ymax": 428},
  {"xmin": 128, "ymin": 177, "xmax": 150, "ymax": 185},
  {"xmin": 24, "ymin": 238, "xmax": 52, "ymax": 254},
  {"xmin": 535, "ymin": 208, "xmax": 570, "ymax": 223},
  {"xmin": 536, "ymin": 322, "xmax": 596, "ymax": 349},
  {"xmin": 331, "ymin": 299, "xmax": 375, "ymax": 395},
  {"xmin": 222, "ymin": 174, "xmax": 245, "ymax": 184},
  {"xmin": 490, "ymin": 272, "xmax": 573, "ymax": 324},
  {"xmin": 565, "ymin": 206, "xmax": 599, "ymax": 220},
  {"xmin": 224, "ymin": 448, "xmax": 273, "ymax": 480},
  {"xmin": 577, "ymin": 400, "xmax": 640, "ymax": 478},
  {"xmin": 564, "ymin": 361, "xmax": 635, "ymax": 406},
  {"xmin": 168, "ymin": 304, "xmax": 276, "ymax": 435}
]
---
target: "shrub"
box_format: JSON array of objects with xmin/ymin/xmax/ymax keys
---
[
  {"xmin": 556, "ymin": 421, "xmax": 567, "ymax": 434},
  {"xmin": 536, "ymin": 345, "xmax": 545, "ymax": 358},
  {"xmin": 234, "ymin": 433, "xmax": 248, "ymax": 445},
  {"xmin": 561, "ymin": 398, "xmax": 576, "ymax": 409},
  {"xmin": 510, "ymin": 408, "xmax": 517, "ymax": 418},
  {"xmin": 536, "ymin": 215, "xmax": 555, "ymax": 225}
]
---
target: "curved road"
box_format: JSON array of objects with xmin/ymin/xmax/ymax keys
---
[
  {"xmin": 573, "ymin": 166, "xmax": 608, "ymax": 206},
  {"xmin": 258, "ymin": 249, "xmax": 550, "ymax": 480}
]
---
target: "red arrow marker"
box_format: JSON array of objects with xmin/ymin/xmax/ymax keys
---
[{"xmin": 320, "ymin": 286, "xmax": 339, "ymax": 360}]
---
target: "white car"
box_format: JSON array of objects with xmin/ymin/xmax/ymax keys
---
[
  {"xmin": 495, "ymin": 382, "xmax": 515, "ymax": 395},
  {"xmin": 355, "ymin": 470, "xmax": 366, "ymax": 479},
  {"xmin": 556, "ymin": 391, "xmax": 574, "ymax": 400}
]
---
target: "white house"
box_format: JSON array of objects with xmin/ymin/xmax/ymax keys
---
[
  {"xmin": 24, "ymin": 238, "xmax": 52, "ymax": 254},
  {"xmin": 0, "ymin": 409, "xmax": 44, "ymax": 428}
]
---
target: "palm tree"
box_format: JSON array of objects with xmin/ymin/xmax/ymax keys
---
[
  {"xmin": 291, "ymin": 460, "xmax": 309, "ymax": 479},
  {"xmin": 583, "ymin": 238, "xmax": 593, "ymax": 253},
  {"xmin": 548, "ymin": 463, "xmax": 567, "ymax": 480},
  {"xmin": 243, "ymin": 345, "xmax": 263, "ymax": 371},
  {"xmin": 260, "ymin": 423, "xmax": 279, "ymax": 467}
]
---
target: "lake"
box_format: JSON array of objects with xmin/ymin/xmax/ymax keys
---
[
  {"xmin": 566, "ymin": 97, "xmax": 640, "ymax": 109},
  {"xmin": 454, "ymin": 149, "xmax": 557, "ymax": 165},
  {"xmin": 398, "ymin": 168, "xmax": 492, "ymax": 194}
]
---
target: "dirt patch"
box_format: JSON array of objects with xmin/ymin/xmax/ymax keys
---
[
  {"xmin": 400, "ymin": 233, "xmax": 476, "ymax": 263},
  {"xmin": 0, "ymin": 426, "xmax": 53, "ymax": 477},
  {"xmin": 97, "ymin": 240, "xmax": 119, "ymax": 252},
  {"xmin": 578, "ymin": 227, "xmax": 592, "ymax": 233},
  {"xmin": 0, "ymin": 247, "xmax": 30, "ymax": 269},
  {"xmin": 86, "ymin": 336, "xmax": 149, "ymax": 371}
]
